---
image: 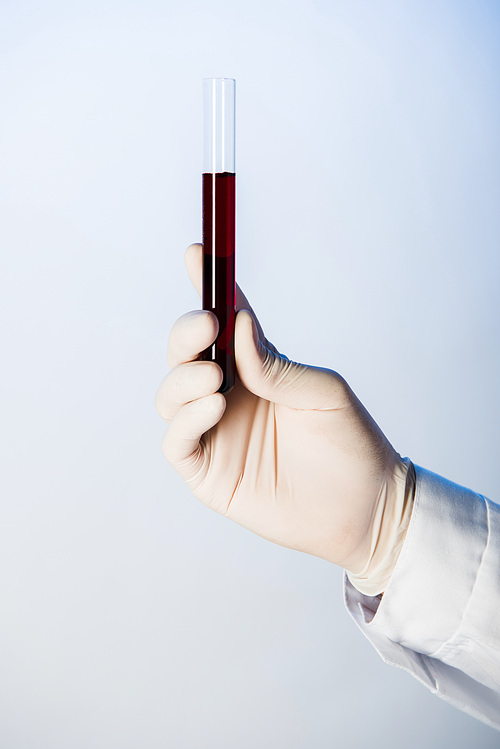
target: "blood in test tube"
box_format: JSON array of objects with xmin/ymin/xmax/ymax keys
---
[{"xmin": 202, "ymin": 171, "xmax": 235, "ymax": 393}]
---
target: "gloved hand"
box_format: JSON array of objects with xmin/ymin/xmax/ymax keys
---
[{"xmin": 156, "ymin": 244, "xmax": 414, "ymax": 595}]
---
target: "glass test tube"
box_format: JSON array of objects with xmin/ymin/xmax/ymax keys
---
[{"xmin": 202, "ymin": 77, "xmax": 236, "ymax": 394}]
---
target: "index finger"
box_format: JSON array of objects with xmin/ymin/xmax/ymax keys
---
[{"xmin": 167, "ymin": 309, "xmax": 218, "ymax": 369}]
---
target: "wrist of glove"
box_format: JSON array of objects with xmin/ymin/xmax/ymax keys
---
[{"xmin": 346, "ymin": 458, "xmax": 416, "ymax": 596}]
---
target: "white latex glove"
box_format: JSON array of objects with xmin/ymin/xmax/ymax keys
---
[{"xmin": 156, "ymin": 244, "xmax": 413, "ymax": 592}]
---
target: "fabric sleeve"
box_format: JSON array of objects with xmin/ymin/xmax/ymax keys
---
[{"xmin": 344, "ymin": 465, "xmax": 500, "ymax": 731}]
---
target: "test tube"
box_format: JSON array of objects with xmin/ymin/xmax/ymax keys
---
[{"xmin": 202, "ymin": 77, "xmax": 236, "ymax": 394}]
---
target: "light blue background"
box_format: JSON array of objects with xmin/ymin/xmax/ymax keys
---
[{"xmin": 1, "ymin": 1, "xmax": 499, "ymax": 746}]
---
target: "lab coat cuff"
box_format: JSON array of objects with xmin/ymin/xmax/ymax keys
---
[{"xmin": 345, "ymin": 465, "xmax": 489, "ymax": 658}]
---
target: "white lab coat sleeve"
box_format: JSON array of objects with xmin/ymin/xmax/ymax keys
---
[{"xmin": 344, "ymin": 465, "xmax": 500, "ymax": 730}]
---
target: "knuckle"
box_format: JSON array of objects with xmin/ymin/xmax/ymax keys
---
[
  {"xmin": 155, "ymin": 381, "xmax": 168, "ymax": 419},
  {"xmin": 161, "ymin": 429, "xmax": 173, "ymax": 463},
  {"xmin": 167, "ymin": 310, "xmax": 218, "ymax": 369},
  {"xmin": 155, "ymin": 373, "xmax": 177, "ymax": 421},
  {"xmin": 205, "ymin": 362, "xmax": 224, "ymax": 391}
]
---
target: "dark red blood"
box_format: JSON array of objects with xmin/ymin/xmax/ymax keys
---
[{"xmin": 202, "ymin": 172, "xmax": 236, "ymax": 394}]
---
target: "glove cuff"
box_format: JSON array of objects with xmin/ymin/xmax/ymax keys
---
[{"xmin": 346, "ymin": 457, "xmax": 416, "ymax": 596}]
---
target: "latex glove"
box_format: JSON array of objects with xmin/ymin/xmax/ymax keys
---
[{"xmin": 156, "ymin": 244, "xmax": 414, "ymax": 593}]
